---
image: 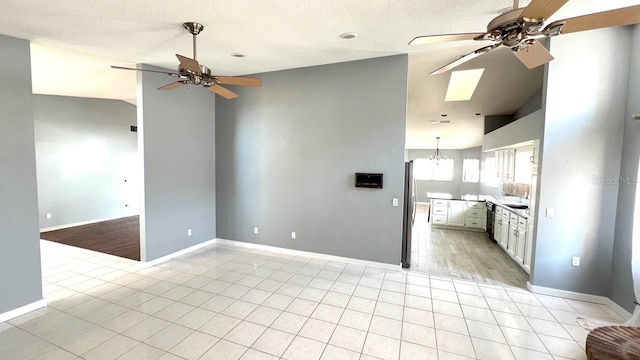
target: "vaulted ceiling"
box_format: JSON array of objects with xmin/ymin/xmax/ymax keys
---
[{"xmin": 1, "ymin": 0, "xmax": 639, "ymax": 149}]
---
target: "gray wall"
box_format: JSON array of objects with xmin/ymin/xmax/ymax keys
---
[
  {"xmin": 513, "ymin": 87, "xmax": 543, "ymax": 120},
  {"xmin": 484, "ymin": 115, "xmax": 514, "ymax": 134},
  {"xmin": 610, "ymin": 25, "xmax": 640, "ymax": 312},
  {"xmin": 0, "ymin": 35, "xmax": 43, "ymax": 313},
  {"xmin": 483, "ymin": 109, "xmax": 544, "ymax": 151},
  {"xmin": 531, "ymin": 27, "xmax": 630, "ymax": 296},
  {"xmin": 216, "ymin": 56, "xmax": 408, "ymax": 265},
  {"xmin": 34, "ymin": 95, "xmax": 138, "ymax": 229},
  {"xmin": 138, "ymin": 65, "xmax": 216, "ymax": 262}
]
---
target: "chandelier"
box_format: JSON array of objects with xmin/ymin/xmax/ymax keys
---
[{"xmin": 430, "ymin": 136, "xmax": 446, "ymax": 165}]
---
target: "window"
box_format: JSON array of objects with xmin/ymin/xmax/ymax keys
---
[
  {"xmin": 463, "ymin": 158, "xmax": 480, "ymax": 183},
  {"xmin": 414, "ymin": 158, "xmax": 454, "ymax": 181},
  {"xmin": 481, "ymin": 156, "xmax": 498, "ymax": 187}
]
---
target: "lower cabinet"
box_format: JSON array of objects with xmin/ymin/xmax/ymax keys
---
[
  {"xmin": 507, "ymin": 222, "xmax": 517, "ymax": 258},
  {"xmin": 430, "ymin": 199, "xmax": 485, "ymax": 230},
  {"xmin": 499, "ymin": 213, "xmax": 510, "ymax": 250},
  {"xmin": 447, "ymin": 201, "xmax": 466, "ymax": 227}
]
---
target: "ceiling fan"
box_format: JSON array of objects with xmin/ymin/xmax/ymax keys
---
[
  {"xmin": 409, "ymin": 0, "xmax": 640, "ymax": 75},
  {"xmin": 111, "ymin": 22, "xmax": 262, "ymax": 99}
]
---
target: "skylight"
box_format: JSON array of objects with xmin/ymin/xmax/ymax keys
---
[{"xmin": 444, "ymin": 69, "xmax": 485, "ymax": 102}]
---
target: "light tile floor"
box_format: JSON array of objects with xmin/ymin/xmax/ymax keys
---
[{"xmin": 0, "ymin": 240, "xmax": 627, "ymax": 360}]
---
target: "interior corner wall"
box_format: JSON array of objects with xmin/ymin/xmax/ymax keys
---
[
  {"xmin": 34, "ymin": 95, "xmax": 138, "ymax": 229},
  {"xmin": 460, "ymin": 147, "xmax": 482, "ymax": 196},
  {"xmin": 215, "ymin": 55, "xmax": 408, "ymax": 265},
  {"xmin": 531, "ymin": 27, "xmax": 631, "ymax": 296},
  {"xmin": 0, "ymin": 35, "xmax": 43, "ymax": 313},
  {"xmin": 610, "ymin": 24, "xmax": 640, "ymax": 313},
  {"xmin": 138, "ymin": 65, "xmax": 216, "ymax": 262},
  {"xmin": 407, "ymin": 149, "xmax": 463, "ymax": 202}
]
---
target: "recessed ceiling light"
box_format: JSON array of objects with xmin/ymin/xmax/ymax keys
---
[
  {"xmin": 430, "ymin": 120, "xmax": 437, "ymax": 124},
  {"xmin": 445, "ymin": 68, "xmax": 485, "ymax": 102},
  {"xmin": 340, "ymin": 32, "xmax": 358, "ymax": 40},
  {"xmin": 441, "ymin": 114, "xmax": 448, "ymax": 117},
  {"xmin": 231, "ymin": 53, "xmax": 246, "ymax": 58},
  {"xmin": 475, "ymin": 112, "xmax": 482, "ymax": 116}
]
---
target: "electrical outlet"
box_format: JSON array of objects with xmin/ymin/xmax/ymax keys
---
[
  {"xmin": 572, "ymin": 256, "xmax": 580, "ymax": 267},
  {"xmin": 392, "ymin": 198, "xmax": 399, "ymax": 207},
  {"xmin": 546, "ymin": 208, "xmax": 555, "ymax": 218},
  {"xmin": 291, "ymin": 232, "xmax": 296, "ymax": 239},
  {"xmin": 46, "ymin": 213, "xmax": 52, "ymax": 219},
  {"xmin": 254, "ymin": 227, "xmax": 259, "ymax": 234},
  {"xmin": 187, "ymin": 229, "xmax": 192, "ymax": 236}
]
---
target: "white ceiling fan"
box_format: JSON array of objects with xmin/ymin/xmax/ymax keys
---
[
  {"xmin": 410, "ymin": 0, "xmax": 640, "ymax": 75},
  {"xmin": 111, "ymin": 22, "xmax": 262, "ymax": 99}
]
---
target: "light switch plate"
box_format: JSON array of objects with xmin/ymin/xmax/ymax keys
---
[
  {"xmin": 572, "ymin": 256, "xmax": 580, "ymax": 267},
  {"xmin": 187, "ymin": 229, "xmax": 192, "ymax": 236},
  {"xmin": 254, "ymin": 227, "xmax": 259, "ymax": 234},
  {"xmin": 46, "ymin": 213, "xmax": 52, "ymax": 219},
  {"xmin": 392, "ymin": 198, "xmax": 399, "ymax": 207},
  {"xmin": 546, "ymin": 208, "xmax": 554, "ymax": 218},
  {"xmin": 291, "ymin": 232, "xmax": 296, "ymax": 239}
]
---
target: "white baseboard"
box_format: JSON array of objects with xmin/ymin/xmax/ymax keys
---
[
  {"xmin": 142, "ymin": 239, "xmax": 217, "ymax": 268},
  {"xmin": 40, "ymin": 215, "xmax": 139, "ymax": 232},
  {"xmin": 0, "ymin": 299, "xmax": 47, "ymax": 323},
  {"xmin": 213, "ymin": 238, "xmax": 400, "ymax": 271},
  {"xmin": 527, "ymin": 281, "xmax": 632, "ymax": 320}
]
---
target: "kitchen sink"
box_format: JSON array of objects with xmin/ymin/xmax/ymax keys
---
[{"xmin": 505, "ymin": 204, "xmax": 529, "ymax": 210}]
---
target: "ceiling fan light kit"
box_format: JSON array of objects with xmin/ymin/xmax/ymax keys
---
[
  {"xmin": 111, "ymin": 22, "xmax": 262, "ymax": 99},
  {"xmin": 409, "ymin": 0, "xmax": 640, "ymax": 76}
]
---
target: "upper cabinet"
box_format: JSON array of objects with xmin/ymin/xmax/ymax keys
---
[
  {"xmin": 494, "ymin": 146, "xmax": 533, "ymax": 184},
  {"xmin": 495, "ymin": 149, "xmax": 516, "ymax": 182}
]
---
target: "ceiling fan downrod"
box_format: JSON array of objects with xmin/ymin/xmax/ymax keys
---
[{"xmin": 183, "ymin": 22, "xmax": 204, "ymax": 61}]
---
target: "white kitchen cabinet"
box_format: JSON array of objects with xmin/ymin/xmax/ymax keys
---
[
  {"xmin": 431, "ymin": 199, "xmax": 485, "ymax": 230},
  {"xmin": 524, "ymin": 217, "xmax": 534, "ymax": 273},
  {"xmin": 499, "ymin": 212, "xmax": 510, "ymax": 250},
  {"xmin": 505, "ymin": 149, "xmax": 516, "ymax": 182},
  {"xmin": 495, "ymin": 149, "xmax": 517, "ymax": 182},
  {"xmin": 496, "ymin": 150, "xmax": 504, "ymax": 179},
  {"xmin": 507, "ymin": 220, "xmax": 517, "ymax": 258},
  {"xmin": 447, "ymin": 200, "xmax": 466, "ymax": 227}
]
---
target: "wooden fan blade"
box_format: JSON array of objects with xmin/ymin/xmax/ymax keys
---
[
  {"xmin": 430, "ymin": 44, "xmax": 500, "ymax": 75},
  {"xmin": 520, "ymin": 0, "xmax": 570, "ymax": 21},
  {"xmin": 176, "ymin": 54, "xmax": 201, "ymax": 74},
  {"xmin": 215, "ymin": 76, "xmax": 262, "ymax": 87},
  {"xmin": 512, "ymin": 41, "xmax": 554, "ymax": 69},
  {"xmin": 111, "ymin": 66, "xmax": 179, "ymax": 76},
  {"xmin": 158, "ymin": 81, "xmax": 185, "ymax": 91},
  {"xmin": 209, "ymin": 84, "xmax": 239, "ymax": 99},
  {"xmin": 553, "ymin": 5, "xmax": 640, "ymax": 34},
  {"xmin": 409, "ymin": 33, "xmax": 486, "ymax": 46}
]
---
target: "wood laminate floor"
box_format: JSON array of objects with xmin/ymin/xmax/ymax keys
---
[
  {"xmin": 40, "ymin": 216, "xmax": 140, "ymax": 261},
  {"xmin": 409, "ymin": 205, "xmax": 529, "ymax": 288}
]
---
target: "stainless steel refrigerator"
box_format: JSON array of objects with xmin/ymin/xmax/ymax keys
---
[{"xmin": 401, "ymin": 161, "xmax": 416, "ymax": 268}]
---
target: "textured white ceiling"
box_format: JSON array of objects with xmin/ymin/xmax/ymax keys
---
[{"xmin": 1, "ymin": 0, "xmax": 639, "ymax": 148}]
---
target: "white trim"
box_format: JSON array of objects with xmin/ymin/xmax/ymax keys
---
[
  {"xmin": 0, "ymin": 299, "xmax": 47, "ymax": 323},
  {"xmin": 40, "ymin": 215, "xmax": 138, "ymax": 232},
  {"xmin": 141, "ymin": 239, "xmax": 217, "ymax": 268},
  {"xmin": 527, "ymin": 281, "xmax": 632, "ymax": 320},
  {"xmin": 213, "ymin": 238, "xmax": 400, "ymax": 271}
]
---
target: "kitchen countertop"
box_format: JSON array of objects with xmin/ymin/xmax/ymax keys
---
[
  {"xmin": 430, "ymin": 194, "xmax": 487, "ymax": 202},
  {"xmin": 485, "ymin": 195, "xmax": 530, "ymax": 218}
]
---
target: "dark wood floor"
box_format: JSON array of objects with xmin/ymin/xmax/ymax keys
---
[{"xmin": 40, "ymin": 216, "xmax": 140, "ymax": 261}]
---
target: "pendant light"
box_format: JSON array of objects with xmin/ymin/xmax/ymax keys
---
[{"xmin": 430, "ymin": 136, "xmax": 446, "ymax": 165}]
